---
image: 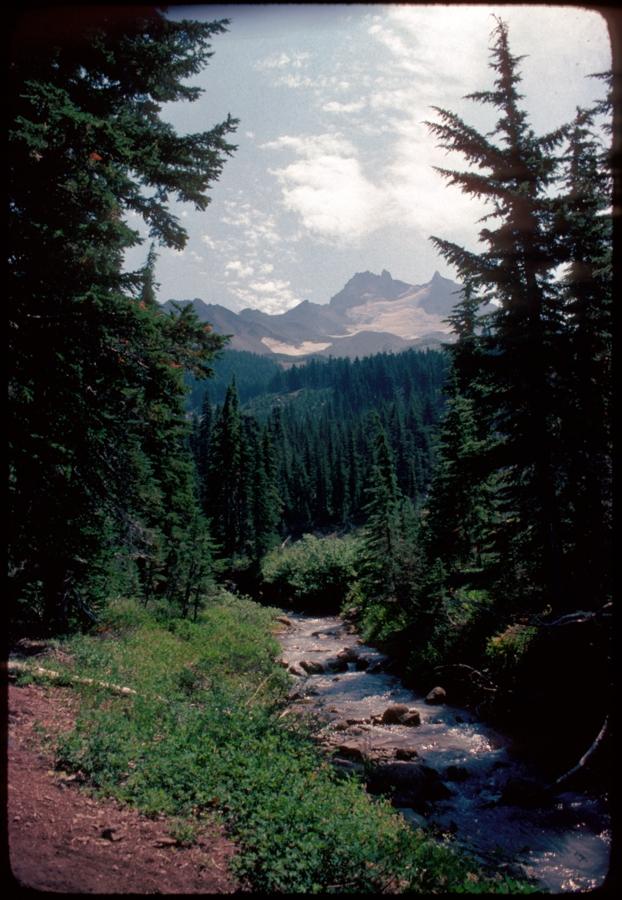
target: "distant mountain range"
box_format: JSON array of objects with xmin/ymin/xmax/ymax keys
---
[{"xmin": 163, "ymin": 269, "xmax": 463, "ymax": 361}]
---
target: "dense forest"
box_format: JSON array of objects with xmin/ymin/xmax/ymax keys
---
[
  {"xmin": 8, "ymin": 6, "xmax": 614, "ymax": 894},
  {"xmin": 189, "ymin": 348, "xmax": 447, "ymax": 545}
]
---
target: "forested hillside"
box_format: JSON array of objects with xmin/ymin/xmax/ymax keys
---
[{"xmin": 190, "ymin": 348, "xmax": 447, "ymax": 542}]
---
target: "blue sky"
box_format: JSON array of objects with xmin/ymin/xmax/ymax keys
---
[{"xmin": 124, "ymin": 4, "xmax": 612, "ymax": 312}]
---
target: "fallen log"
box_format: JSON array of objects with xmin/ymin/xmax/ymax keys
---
[
  {"xmin": 540, "ymin": 603, "xmax": 612, "ymax": 628},
  {"xmin": 6, "ymin": 659, "xmax": 137, "ymax": 696}
]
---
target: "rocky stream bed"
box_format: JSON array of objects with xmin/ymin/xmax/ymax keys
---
[{"xmin": 277, "ymin": 611, "xmax": 611, "ymax": 893}]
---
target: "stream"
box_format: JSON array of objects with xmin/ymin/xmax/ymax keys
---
[{"xmin": 277, "ymin": 611, "xmax": 611, "ymax": 893}]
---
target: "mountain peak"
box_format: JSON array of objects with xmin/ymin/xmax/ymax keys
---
[
  {"xmin": 430, "ymin": 270, "xmax": 452, "ymax": 284},
  {"xmin": 329, "ymin": 269, "xmax": 413, "ymax": 310},
  {"xmin": 165, "ymin": 267, "xmax": 461, "ymax": 360}
]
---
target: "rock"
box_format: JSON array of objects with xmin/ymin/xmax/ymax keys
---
[
  {"xmin": 287, "ymin": 686, "xmax": 305, "ymax": 701},
  {"xmin": 395, "ymin": 748, "xmax": 418, "ymax": 761},
  {"xmin": 368, "ymin": 761, "xmax": 452, "ymax": 807},
  {"xmin": 367, "ymin": 659, "xmax": 387, "ymax": 674},
  {"xmin": 287, "ymin": 663, "xmax": 305, "ymax": 676},
  {"xmin": 400, "ymin": 710, "xmax": 422, "ymax": 727},
  {"xmin": 425, "ymin": 686, "xmax": 447, "ymax": 705},
  {"xmin": 331, "ymin": 757, "xmax": 365, "ymax": 779},
  {"xmin": 276, "ymin": 615, "xmax": 293, "ymax": 627},
  {"xmin": 333, "ymin": 741, "xmax": 367, "ymax": 762},
  {"xmin": 101, "ymin": 827, "xmax": 124, "ymax": 842},
  {"xmin": 380, "ymin": 704, "xmax": 410, "ymax": 724},
  {"xmin": 299, "ymin": 659, "xmax": 324, "ymax": 674},
  {"xmin": 444, "ymin": 765, "xmax": 469, "ymax": 782},
  {"xmin": 323, "ymin": 655, "xmax": 349, "ymax": 673},
  {"xmin": 378, "ymin": 705, "xmax": 421, "ymax": 726},
  {"xmin": 355, "ymin": 657, "xmax": 370, "ymax": 670},
  {"xmin": 331, "ymin": 720, "xmax": 351, "ymax": 731}
]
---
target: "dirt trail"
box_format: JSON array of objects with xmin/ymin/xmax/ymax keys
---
[{"xmin": 6, "ymin": 680, "xmax": 240, "ymax": 894}]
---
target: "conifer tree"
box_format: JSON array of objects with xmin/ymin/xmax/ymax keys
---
[
  {"xmin": 194, "ymin": 391, "xmax": 214, "ymax": 510},
  {"xmin": 426, "ymin": 17, "xmax": 570, "ymax": 611},
  {"xmin": 553, "ymin": 99, "xmax": 612, "ymax": 608},
  {"xmin": 424, "ymin": 374, "xmax": 495, "ymax": 577},
  {"xmin": 8, "ymin": 7, "xmax": 236, "ymax": 631},
  {"xmin": 205, "ymin": 381, "xmax": 244, "ymax": 558},
  {"xmin": 359, "ymin": 420, "xmax": 404, "ymax": 614}
]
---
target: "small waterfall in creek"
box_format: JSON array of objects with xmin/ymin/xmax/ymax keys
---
[{"xmin": 277, "ymin": 611, "xmax": 611, "ymax": 893}]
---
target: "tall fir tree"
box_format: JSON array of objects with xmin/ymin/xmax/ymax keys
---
[
  {"xmin": 205, "ymin": 380, "xmax": 244, "ymax": 558},
  {"xmin": 553, "ymin": 100, "xmax": 613, "ymax": 608},
  {"xmin": 426, "ymin": 17, "xmax": 572, "ymax": 612},
  {"xmin": 8, "ymin": 7, "xmax": 235, "ymax": 631}
]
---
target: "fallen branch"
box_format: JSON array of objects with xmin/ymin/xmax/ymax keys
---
[
  {"xmin": 244, "ymin": 672, "xmax": 277, "ymax": 707},
  {"xmin": 554, "ymin": 717, "xmax": 609, "ymax": 788},
  {"xmin": 432, "ymin": 663, "xmax": 497, "ymax": 693},
  {"xmin": 7, "ymin": 659, "xmax": 137, "ymax": 696}
]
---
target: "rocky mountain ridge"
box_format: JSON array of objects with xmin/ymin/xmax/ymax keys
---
[{"xmin": 163, "ymin": 269, "xmax": 462, "ymax": 360}]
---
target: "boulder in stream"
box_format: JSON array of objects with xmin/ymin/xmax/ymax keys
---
[
  {"xmin": 332, "ymin": 741, "xmax": 367, "ymax": 763},
  {"xmin": 400, "ymin": 710, "xmax": 422, "ymax": 727},
  {"xmin": 379, "ymin": 704, "xmax": 410, "ymax": 724},
  {"xmin": 368, "ymin": 761, "xmax": 452, "ymax": 807},
  {"xmin": 425, "ymin": 686, "xmax": 447, "ymax": 705},
  {"xmin": 323, "ymin": 655, "xmax": 349, "ymax": 673},
  {"xmin": 377, "ymin": 705, "xmax": 421, "ymax": 726},
  {"xmin": 299, "ymin": 659, "xmax": 325, "ymax": 674},
  {"xmin": 287, "ymin": 663, "xmax": 305, "ymax": 676},
  {"xmin": 395, "ymin": 748, "xmax": 418, "ymax": 761},
  {"xmin": 367, "ymin": 658, "xmax": 388, "ymax": 674}
]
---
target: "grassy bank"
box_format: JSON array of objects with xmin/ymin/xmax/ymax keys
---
[{"xmin": 17, "ymin": 592, "xmax": 534, "ymax": 893}]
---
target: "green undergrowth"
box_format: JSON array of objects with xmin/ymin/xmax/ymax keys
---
[{"xmin": 44, "ymin": 592, "xmax": 533, "ymax": 893}]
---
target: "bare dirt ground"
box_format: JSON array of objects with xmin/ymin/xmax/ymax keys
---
[{"xmin": 5, "ymin": 679, "xmax": 241, "ymax": 894}]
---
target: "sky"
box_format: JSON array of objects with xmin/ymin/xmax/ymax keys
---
[{"xmin": 123, "ymin": 3, "xmax": 612, "ymax": 313}]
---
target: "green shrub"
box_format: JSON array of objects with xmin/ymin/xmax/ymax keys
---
[
  {"xmin": 261, "ymin": 534, "xmax": 361, "ymax": 611},
  {"xmin": 99, "ymin": 596, "xmax": 152, "ymax": 631}
]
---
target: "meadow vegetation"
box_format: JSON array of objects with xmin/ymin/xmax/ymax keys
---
[{"xmin": 21, "ymin": 592, "xmax": 533, "ymax": 894}]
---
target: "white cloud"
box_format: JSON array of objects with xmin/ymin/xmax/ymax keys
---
[
  {"xmin": 229, "ymin": 277, "xmax": 299, "ymax": 315},
  {"xmin": 322, "ymin": 99, "xmax": 366, "ymax": 114},
  {"xmin": 256, "ymin": 50, "xmax": 311, "ymax": 71},
  {"xmin": 271, "ymin": 152, "xmax": 387, "ymax": 243},
  {"xmin": 225, "ymin": 259, "xmax": 255, "ymax": 279},
  {"xmin": 262, "ymin": 132, "xmax": 356, "ymax": 157},
  {"xmin": 201, "ymin": 234, "xmax": 217, "ymax": 249},
  {"xmin": 276, "ymin": 73, "xmax": 314, "ymax": 89}
]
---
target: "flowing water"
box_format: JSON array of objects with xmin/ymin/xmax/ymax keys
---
[{"xmin": 278, "ymin": 611, "xmax": 611, "ymax": 892}]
